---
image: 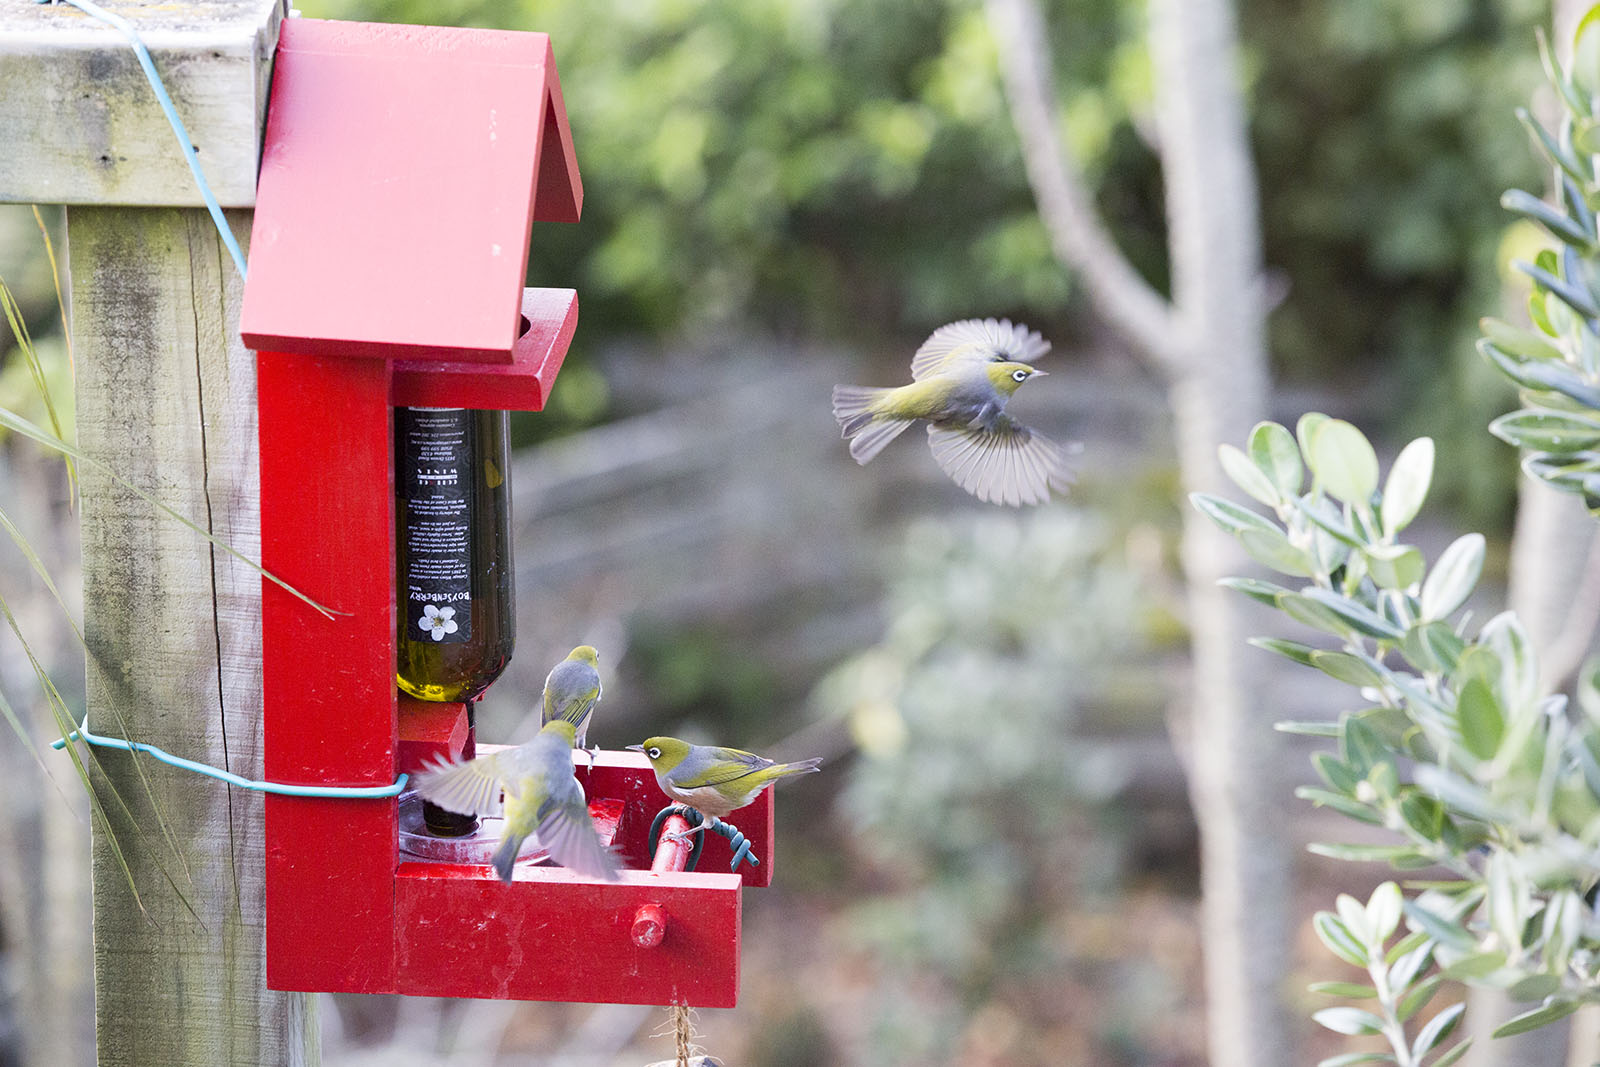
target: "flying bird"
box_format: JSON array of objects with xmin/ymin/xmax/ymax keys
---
[{"xmin": 832, "ymin": 317, "xmax": 1078, "ymax": 506}]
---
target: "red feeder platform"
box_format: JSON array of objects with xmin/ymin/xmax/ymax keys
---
[{"xmin": 245, "ymin": 18, "xmax": 767, "ymax": 1008}]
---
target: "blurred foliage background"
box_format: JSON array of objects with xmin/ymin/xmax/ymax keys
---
[{"xmin": 0, "ymin": 0, "xmax": 1573, "ymax": 1063}]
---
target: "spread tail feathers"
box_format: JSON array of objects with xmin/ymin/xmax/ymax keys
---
[{"xmin": 832, "ymin": 385, "xmax": 911, "ymax": 464}]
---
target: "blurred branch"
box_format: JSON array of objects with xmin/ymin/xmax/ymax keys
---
[{"xmin": 984, "ymin": 0, "xmax": 1180, "ymax": 370}]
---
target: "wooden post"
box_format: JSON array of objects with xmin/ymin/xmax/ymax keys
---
[{"xmin": 0, "ymin": 2, "xmax": 316, "ymax": 1063}]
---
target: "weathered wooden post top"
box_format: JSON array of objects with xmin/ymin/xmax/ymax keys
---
[{"xmin": 1, "ymin": 2, "xmax": 770, "ymax": 1059}]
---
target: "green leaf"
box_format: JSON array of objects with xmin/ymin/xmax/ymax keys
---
[
  {"xmin": 1381, "ymin": 437, "xmax": 1434, "ymax": 535},
  {"xmin": 1490, "ymin": 998, "xmax": 1579, "ymax": 1037},
  {"xmin": 1419, "ymin": 534, "xmax": 1484, "ymax": 621},
  {"xmin": 1277, "ymin": 720, "xmax": 1341, "ymax": 738},
  {"xmin": 1280, "ymin": 591, "xmax": 1361, "ymax": 637},
  {"xmin": 1298, "ymin": 412, "xmax": 1330, "ymax": 468},
  {"xmin": 1303, "ymin": 588, "xmax": 1406, "ymax": 640},
  {"xmin": 1576, "ymin": 4, "xmax": 1600, "ymax": 95},
  {"xmin": 1412, "ymin": 1002, "xmax": 1465, "ymax": 1059},
  {"xmin": 1541, "ymin": 890, "xmax": 1582, "ymax": 974},
  {"xmin": 1308, "ymin": 419, "xmax": 1381, "ymax": 506},
  {"xmin": 1501, "ymin": 188, "xmax": 1594, "ymax": 246},
  {"xmin": 1428, "ymin": 1039, "xmax": 1472, "ymax": 1067},
  {"xmin": 1577, "ymin": 656, "xmax": 1600, "ymax": 726},
  {"xmin": 1457, "ymin": 678, "xmax": 1505, "ymax": 761},
  {"xmin": 1219, "ymin": 443, "xmax": 1280, "ymax": 506},
  {"xmin": 1479, "ymin": 612, "xmax": 1539, "ymax": 715},
  {"xmin": 1308, "ymin": 981, "xmax": 1379, "ymax": 999},
  {"xmin": 1402, "ymin": 900, "xmax": 1476, "ymax": 951},
  {"xmin": 1413, "ymin": 765, "xmax": 1515, "ymax": 824},
  {"xmin": 1364, "ymin": 543, "xmax": 1424, "ymax": 591},
  {"xmin": 1441, "ymin": 950, "xmax": 1507, "ymax": 980},
  {"xmin": 1485, "ymin": 852, "xmax": 1530, "ymax": 953},
  {"xmin": 1250, "ymin": 637, "xmax": 1318, "ymax": 667},
  {"xmin": 1218, "ymin": 576, "xmax": 1292, "ymax": 607},
  {"xmin": 1341, "ymin": 715, "xmax": 1389, "ymax": 775},
  {"xmin": 1249, "ymin": 421, "xmax": 1303, "ymax": 497},
  {"xmin": 1389, "ymin": 939, "xmax": 1434, "ymax": 994},
  {"xmin": 1312, "ymin": 1007, "xmax": 1385, "ymax": 1036},
  {"xmin": 1314, "ymin": 911, "xmax": 1370, "ymax": 968},
  {"xmin": 1313, "ymin": 753, "xmax": 1362, "ymax": 794},
  {"xmin": 1317, "ymin": 1055, "xmax": 1396, "ymax": 1067},
  {"xmin": 1481, "ymin": 317, "xmax": 1565, "ymax": 362},
  {"xmin": 1239, "ymin": 527, "xmax": 1316, "ymax": 578},
  {"xmin": 1398, "ymin": 792, "xmax": 1445, "ymax": 840},
  {"xmin": 1299, "ymin": 497, "xmax": 1366, "ymax": 547},
  {"xmin": 1489, "ymin": 410, "xmax": 1600, "ymax": 453},
  {"xmin": 1481, "ymin": 340, "xmax": 1600, "ymax": 408},
  {"xmin": 1308, "ymin": 842, "xmax": 1432, "ymax": 867},
  {"xmin": 1402, "ymin": 621, "xmax": 1465, "ymax": 675},
  {"xmin": 1398, "ymin": 975, "xmax": 1444, "ymax": 1023},
  {"xmin": 1190, "ymin": 492, "xmax": 1281, "ymax": 538},
  {"xmin": 1516, "ymin": 109, "xmax": 1591, "ymax": 194},
  {"xmin": 1507, "ymin": 974, "xmax": 1561, "ymax": 1002},
  {"xmin": 1296, "ymin": 787, "xmax": 1384, "ymax": 824},
  {"xmin": 1366, "ymin": 881, "xmax": 1403, "ymax": 942},
  {"xmin": 1311, "ymin": 650, "xmax": 1385, "ymax": 688}
]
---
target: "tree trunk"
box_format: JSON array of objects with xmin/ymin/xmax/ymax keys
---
[{"xmin": 988, "ymin": 0, "xmax": 1289, "ymax": 1059}]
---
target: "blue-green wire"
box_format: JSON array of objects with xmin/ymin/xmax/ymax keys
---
[
  {"xmin": 53, "ymin": 716, "xmax": 408, "ymax": 799},
  {"xmin": 38, "ymin": 0, "xmax": 251, "ymax": 280}
]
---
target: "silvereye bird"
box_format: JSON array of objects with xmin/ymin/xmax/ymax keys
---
[
  {"xmin": 542, "ymin": 644, "xmax": 602, "ymax": 751},
  {"xmin": 414, "ymin": 710, "xmax": 619, "ymax": 883},
  {"xmin": 832, "ymin": 317, "xmax": 1078, "ymax": 507},
  {"xmin": 627, "ymin": 736, "xmax": 822, "ymax": 822}
]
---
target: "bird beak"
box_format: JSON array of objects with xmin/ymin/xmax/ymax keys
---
[
  {"xmin": 1031, "ymin": 369, "xmax": 1049, "ymax": 377},
  {"xmin": 624, "ymin": 744, "xmax": 644, "ymax": 753}
]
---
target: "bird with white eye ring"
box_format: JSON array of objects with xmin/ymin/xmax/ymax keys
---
[
  {"xmin": 832, "ymin": 317, "xmax": 1079, "ymax": 507},
  {"xmin": 628, "ymin": 736, "xmax": 822, "ymax": 826}
]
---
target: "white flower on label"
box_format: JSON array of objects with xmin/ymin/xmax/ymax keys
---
[{"xmin": 419, "ymin": 604, "xmax": 458, "ymax": 641}]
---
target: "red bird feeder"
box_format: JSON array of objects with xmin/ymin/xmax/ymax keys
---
[{"xmin": 241, "ymin": 18, "xmax": 771, "ymax": 1008}]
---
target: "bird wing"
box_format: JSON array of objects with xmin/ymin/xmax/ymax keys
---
[
  {"xmin": 412, "ymin": 751, "xmax": 507, "ymax": 816},
  {"xmin": 534, "ymin": 777, "xmax": 619, "ymax": 881},
  {"xmin": 926, "ymin": 416, "xmax": 1079, "ymax": 507},
  {"xmin": 677, "ymin": 746, "xmax": 778, "ymax": 789},
  {"xmin": 909, "ymin": 318, "xmax": 1051, "ymax": 381}
]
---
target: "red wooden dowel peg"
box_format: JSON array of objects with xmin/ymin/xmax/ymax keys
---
[
  {"xmin": 631, "ymin": 811, "xmax": 698, "ymax": 948},
  {"xmin": 631, "ymin": 903, "xmax": 668, "ymax": 948},
  {"xmin": 651, "ymin": 812, "xmax": 696, "ymax": 873}
]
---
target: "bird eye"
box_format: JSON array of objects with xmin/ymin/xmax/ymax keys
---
[
  {"xmin": 1011, "ymin": 369, "xmax": 1029, "ymax": 382},
  {"xmin": 647, "ymin": 746, "xmax": 661, "ymax": 759}
]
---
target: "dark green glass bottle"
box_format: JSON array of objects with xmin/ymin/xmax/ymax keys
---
[{"xmin": 394, "ymin": 406, "xmax": 516, "ymax": 703}]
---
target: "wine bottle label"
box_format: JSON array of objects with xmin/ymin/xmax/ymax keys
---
[{"xmin": 397, "ymin": 407, "xmax": 473, "ymax": 644}]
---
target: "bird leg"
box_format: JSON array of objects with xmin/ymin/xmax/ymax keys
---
[{"xmin": 664, "ymin": 812, "xmax": 717, "ymax": 844}]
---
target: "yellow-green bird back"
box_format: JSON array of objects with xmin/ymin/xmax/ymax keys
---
[
  {"xmin": 628, "ymin": 735, "xmax": 822, "ymax": 821},
  {"xmin": 542, "ymin": 644, "xmax": 602, "ymax": 750},
  {"xmin": 831, "ymin": 317, "xmax": 1078, "ymax": 506}
]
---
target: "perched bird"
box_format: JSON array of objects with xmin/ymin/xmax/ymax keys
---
[
  {"xmin": 832, "ymin": 317, "xmax": 1078, "ymax": 506},
  {"xmin": 542, "ymin": 644, "xmax": 602, "ymax": 751},
  {"xmin": 414, "ymin": 697, "xmax": 618, "ymax": 883},
  {"xmin": 627, "ymin": 736, "xmax": 822, "ymax": 823}
]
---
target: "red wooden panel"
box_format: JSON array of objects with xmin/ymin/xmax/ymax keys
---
[
  {"xmin": 583, "ymin": 751, "xmax": 775, "ymax": 889},
  {"xmin": 394, "ymin": 865, "xmax": 741, "ymax": 1006},
  {"xmin": 397, "ymin": 697, "xmax": 471, "ymax": 773},
  {"xmin": 390, "ymin": 288, "xmax": 578, "ymax": 411},
  {"xmin": 240, "ymin": 19, "xmax": 582, "ymax": 363},
  {"xmin": 260, "ymin": 350, "xmax": 398, "ymax": 993}
]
